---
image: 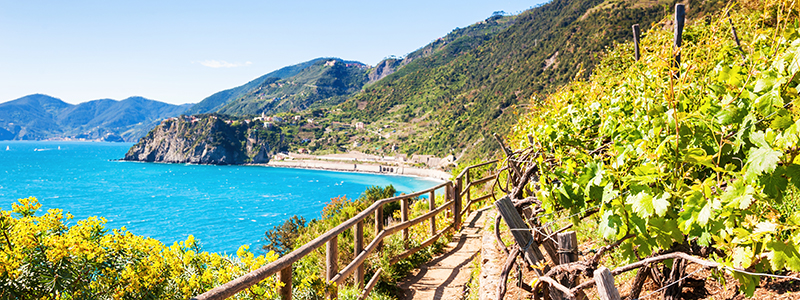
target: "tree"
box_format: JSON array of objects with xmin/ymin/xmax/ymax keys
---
[{"xmin": 262, "ymin": 215, "xmax": 306, "ymax": 256}]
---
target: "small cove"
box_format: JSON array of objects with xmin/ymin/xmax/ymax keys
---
[{"xmin": 0, "ymin": 141, "xmax": 443, "ymax": 254}]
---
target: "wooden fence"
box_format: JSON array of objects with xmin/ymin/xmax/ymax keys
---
[{"xmin": 192, "ymin": 160, "xmax": 499, "ymax": 300}]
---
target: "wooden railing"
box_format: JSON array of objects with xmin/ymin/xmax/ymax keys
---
[{"xmin": 192, "ymin": 160, "xmax": 498, "ymax": 300}]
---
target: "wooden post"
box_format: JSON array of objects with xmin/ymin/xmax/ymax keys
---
[
  {"xmin": 375, "ymin": 204, "xmax": 383, "ymax": 251},
  {"xmin": 401, "ymin": 198, "xmax": 409, "ymax": 248},
  {"xmin": 557, "ymin": 231, "xmax": 578, "ymax": 292},
  {"xmin": 429, "ymin": 190, "xmax": 436, "ymax": 236},
  {"xmin": 593, "ymin": 267, "xmax": 621, "ymax": 300},
  {"xmin": 727, "ymin": 11, "xmax": 746, "ymax": 61},
  {"xmin": 465, "ymin": 170, "xmax": 471, "ymax": 215},
  {"xmin": 494, "ymin": 197, "xmax": 547, "ymax": 270},
  {"xmin": 354, "ymin": 220, "xmax": 364, "ymax": 289},
  {"xmin": 673, "ymin": 4, "xmax": 685, "ymax": 79},
  {"xmin": 632, "ymin": 24, "xmax": 641, "ymax": 61},
  {"xmin": 326, "ymin": 235, "xmax": 338, "ymax": 299},
  {"xmin": 279, "ymin": 264, "xmax": 292, "ymax": 300},
  {"xmin": 557, "ymin": 231, "xmax": 578, "ymax": 265},
  {"xmin": 454, "ymin": 176, "xmax": 462, "ymax": 230},
  {"xmin": 495, "ymin": 196, "xmax": 557, "ymax": 299}
]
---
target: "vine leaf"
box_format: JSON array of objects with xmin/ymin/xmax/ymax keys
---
[
  {"xmin": 652, "ymin": 192, "xmax": 670, "ymax": 217},
  {"xmin": 721, "ymin": 180, "xmax": 755, "ymax": 210},
  {"xmin": 745, "ymin": 146, "xmax": 782, "ymax": 180},
  {"xmin": 766, "ymin": 240, "xmax": 800, "ymax": 271},
  {"xmin": 627, "ymin": 191, "xmax": 655, "ymax": 218}
]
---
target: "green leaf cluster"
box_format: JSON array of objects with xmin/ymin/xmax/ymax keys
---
[{"xmin": 509, "ymin": 2, "xmax": 800, "ymax": 295}]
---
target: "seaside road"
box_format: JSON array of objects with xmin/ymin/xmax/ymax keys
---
[{"xmin": 398, "ymin": 207, "xmax": 489, "ymax": 300}]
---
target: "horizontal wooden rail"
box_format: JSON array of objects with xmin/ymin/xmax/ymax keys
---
[
  {"xmin": 359, "ymin": 268, "xmax": 383, "ymax": 300},
  {"xmin": 457, "ymin": 160, "xmax": 498, "ymax": 179},
  {"xmin": 461, "ymin": 193, "xmax": 493, "ymax": 217},
  {"xmin": 390, "ymin": 223, "xmax": 454, "ymax": 264},
  {"xmin": 460, "ymin": 174, "xmax": 496, "ymax": 197},
  {"xmin": 384, "ymin": 199, "xmax": 454, "ymax": 236}
]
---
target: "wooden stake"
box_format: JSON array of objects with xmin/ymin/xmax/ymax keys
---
[
  {"xmin": 727, "ymin": 11, "xmax": 746, "ymax": 61},
  {"xmin": 454, "ymin": 176, "xmax": 463, "ymax": 230},
  {"xmin": 593, "ymin": 267, "xmax": 621, "ymax": 300},
  {"xmin": 632, "ymin": 24, "xmax": 641, "ymax": 61},
  {"xmin": 673, "ymin": 4, "xmax": 686, "ymax": 79}
]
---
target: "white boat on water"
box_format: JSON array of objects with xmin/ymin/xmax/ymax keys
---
[{"xmin": 5, "ymin": 146, "xmax": 8, "ymax": 151}]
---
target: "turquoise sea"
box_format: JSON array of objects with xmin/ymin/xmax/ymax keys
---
[{"xmin": 0, "ymin": 141, "xmax": 442, "ymax": 254}]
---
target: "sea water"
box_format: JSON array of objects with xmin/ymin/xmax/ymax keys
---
[{"xmin": 0, "ymin": 141, "xmax": 442, "ymax": 254}]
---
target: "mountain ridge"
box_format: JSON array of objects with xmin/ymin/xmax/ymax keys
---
[{"xmin": 0, "ymin": 94, "xmax": 191, "ymax": 142}]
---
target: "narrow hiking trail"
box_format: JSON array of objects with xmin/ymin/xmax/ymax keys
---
[{"xmin": 399, "ymin": 208, "xmax": 489, "ymax": 300}]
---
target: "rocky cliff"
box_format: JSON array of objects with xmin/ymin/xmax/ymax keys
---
[{"xmin": 124, "ymin": 115, "xmax": 286, "ymax": 165}]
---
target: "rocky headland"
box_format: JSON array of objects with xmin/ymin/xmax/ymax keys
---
[{"xmin": 124, "ymin": 114, "xmax": 285, "ymax": 165}]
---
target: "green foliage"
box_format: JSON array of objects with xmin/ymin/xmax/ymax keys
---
[
  {"xmin": 262, "ymin": 215, "xmax": 306, "ymax": 256},
  {"xmin": 186, "ymin": 58, "xmax": 331, "ymax": 115},
  {"xmin": 216, "ymin": 59, "xmax": 369, "ymax": 116},
  {"xmin": 125, "ymin": 114, "xmax": 288, "ymax": 164},
  {"xmin": 0, "ymin": 197, "xmax": 280, "ymax": 300},
  {"xmin": 508, "ymin": 2, "xmax": 800, "ymax": 295}
]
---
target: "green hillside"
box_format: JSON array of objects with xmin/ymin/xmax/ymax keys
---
[
  {"xmin": 333, "ymin": 0, "xmax": 724, "ymax": 162},
  {"xmin": 185, "ymin": 58, "xmax": 330, "ymax": 115},
  {"xmin": 216, "ymin": 59, "xmax": 370, "ymax": 115}
]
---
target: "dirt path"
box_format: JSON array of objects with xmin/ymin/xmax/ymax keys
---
[{"xmin": 398, "ymin": 207, "xmax": 489, "ymax": 300}]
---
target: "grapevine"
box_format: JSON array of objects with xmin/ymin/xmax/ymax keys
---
[{"xmin": 505, "ymin": 1, "xmax": 800, "ymax": 297}]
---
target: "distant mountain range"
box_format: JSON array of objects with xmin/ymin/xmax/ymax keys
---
[{"xmin": 0, "ymin": 94, "xmax": 191, "ymax": 142}]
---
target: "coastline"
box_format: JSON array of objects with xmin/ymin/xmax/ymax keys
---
[{"xmin": 253, "ymin": 159, "xmax": 452, "ymax": 181}]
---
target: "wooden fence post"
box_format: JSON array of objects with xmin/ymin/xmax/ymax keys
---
[
  {"xmin": 326, "ymin": 236, "xmax": 339, "ymax": 299},
  {"xmin": 594, "ymin": 267, "xmax": 621, "ymax": 300},
  {"xmin": 494, "ymin": 197, "xmax": 547, "ymax": 270},
  {"xmin": 632, "ymin": 24, "xmax": 641, "ymax": 61},
  {"xmin": 673, "ymin": 4, "xmax": 685, "ymax": 78},
  {"xmin": 354, "ymin": 220, "xmax": 364, "ymax": 289},
  {"xmin": 375, "ymin": 204, "xmax": 383, "ymax": 251},
  {"xmin": 429, "ymin": 190, "xmax": 436, "ymax": 236},
  {"xmin": 401, "ymin": 198, "xmax": 409, "ymax": 248},
  {"xmin": 454, "ymin": 176, "xmax": 462, "ymax": 230},
  {"xmin": 495, "ymin": 196, "xmax": 558, "ymax": 299},
  {"xmin": 280, "ymin": 264, "xmax": 292, "ymax": 300},
  {"xmin": 465, "ymin": 170, "xmax": 471, "ymax": 215},
  {"xmin": 557, "ymin": 231, "xmax": 579, "ymax": 294}
]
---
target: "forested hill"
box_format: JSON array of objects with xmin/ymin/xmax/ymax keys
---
[
  {"xmin": 335, "ymin": 0, "xmax": 724, "ymax": 162},
  {"xmin": 185, "ymin": 58, "xmax": 332, "ymax": 115},
  {"xmin": 215, "ymin": 59, "xmax": 370, "ymax": 116}
]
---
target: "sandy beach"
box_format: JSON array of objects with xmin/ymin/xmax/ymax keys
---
[{"xmin": 251, "ymin": 152, "xmax": 453, "ymax": 181}]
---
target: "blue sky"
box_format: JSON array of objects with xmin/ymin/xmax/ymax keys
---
[{"xmin": 0, "ymin": 1, "xmax": 546, "ymax": 105}]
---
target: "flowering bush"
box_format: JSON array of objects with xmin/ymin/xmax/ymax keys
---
[{"xmin": 0, "ymin": 197, "xmax": 280, "ymax": 300}]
